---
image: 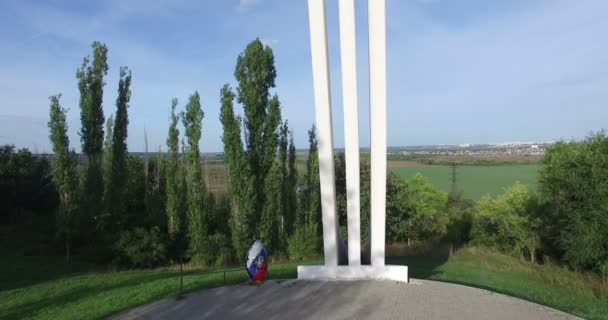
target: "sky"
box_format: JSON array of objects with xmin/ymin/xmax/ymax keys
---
[{"xmin": 0, "ymin": 0, "xmax": 607, "ymax": 153}]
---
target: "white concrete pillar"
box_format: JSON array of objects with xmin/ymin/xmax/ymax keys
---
[
  {"xmin": 338, "ymin": 0, "xmax": 361, "ymax": 266},
  {"xmin": 307, "ymin": 0, "xmax": 340, "ymax": 266},
  {"xmin": 368, "ymin": 0, "xmax": 387, "ymax": 266}
]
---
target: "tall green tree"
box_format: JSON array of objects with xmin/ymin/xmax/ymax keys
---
[
  {"xmin": 285, "ymin": 131, "xmax": 298, "ymax": 236},
  {"xmin": 277, "ymin": 121, "xmax": 289, "ymax": 243},
  {"xmin": 220, "ymin": 85, "xmax": 256, "ymax": 258},
  {"xmin": 145, "ymin": 152, "xmax": 166, "ymax": 232},
  {"xmin": 334, "ymin": 152, "xmax": 347, "ymax": 233},
  {"xmin": 103, "ymin": 114, "xmax": 114, "ymax": 193},
  {"xmin": 539, "ymin": 132, "xmax": 608, "ymax": 270},
  {"xmin": 165, "ymin": 99, "xmax": 181, "ymax": 241},
  {"xmin": 360, "ymin": 159, "xmax": 371, "ymax": 246},
  {"xmin": 48, "ymin": 94, "xmax": 79, "ymax": 262},
  {"xmin": 106, "ymin": 67, "xmax": 132, "ymax": 227},
  {"xmin": 182, "ymin": 92, "xmax": 207, "ymax": 257},
  {"xmin": 77, "ymin": 41, "xmax": 108, "ymax": 228},
  {"xmin": 261, "ymin": 160, "xmax": 282, "ymax": 254},
  {"xmin": 220, "ymin": 39, "xmax": 283, "ymax": 258},
  {"xmin": 305, "ymin": 125, "xmax": 321, "ymax": 232},
  {"xmin": 296, "ymin": 125, "xmax": 321, "ymax": 246}
]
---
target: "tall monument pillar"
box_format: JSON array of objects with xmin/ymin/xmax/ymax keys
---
[
  {"xmin": 307, "ymin": 0, "xmax": 340, "ymax": 267},
  {"xmin": 338, "ymin": 0, "xmax": 361, "ymax": 267},
  {"xmin": 298, "ymin": 0, "xmax": 408, "ymax": 282},
  {"xmin": 368, "ymin": 0, "xmax": 387, "ymax": 267}
]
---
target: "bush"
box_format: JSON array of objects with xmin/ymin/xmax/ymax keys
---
[
  {"xmin": 116, "ymin": 227, "xmax": 167, "ymax": 268},
  {"xmin": 186, "ymin": 233, "xmax": 235, "ymax": 267},
  {"xmin": 204, "ymin": 233, "xmax": 235, "ymax": 267},
  {"xmin": 444, "ymin": 205, "xmax": 473, "ymax": 245},
  {"xmin": 540, "ymin": 132, "xmax": 608, "ymax": 270},
  {"xmin": 471, "ymin": 183, "xmax": 541, "ymax": 262},
  {"xmin": 288, "ymin": 226, "xmax": 318, "ymax": 261}
]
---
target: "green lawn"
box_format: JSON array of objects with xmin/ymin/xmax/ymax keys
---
[
  {"xmin": 0, "ymin": 257, "xmax": 301, "ymax": 320},
  {"xmin": 391, "ymin": 164, "xmax": 539, "ymax": 200},
  {"xmin": 2, "ymin": 246, "xmax": 606, "ymax": 320},
  {"xmin": 389, "ymin": 246, "xmax": 608, "ymax": 320}
]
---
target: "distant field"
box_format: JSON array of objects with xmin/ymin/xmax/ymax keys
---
[
  {"xmin": 204, "ymin": 158, "xmax": 540, "ymax": 200},
  {"xmin": 390, "ymin": 164, "xmax": 540, "ymax": 200}
]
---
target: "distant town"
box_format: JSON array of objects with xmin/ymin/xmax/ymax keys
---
[{"xmin": 387, "ymin": 141, "xmax": 550, "ymax": 156}]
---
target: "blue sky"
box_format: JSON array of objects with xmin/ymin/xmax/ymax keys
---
[{"xmin": 0, "ymin": 0, "xmax": 607, "ymax": 153}]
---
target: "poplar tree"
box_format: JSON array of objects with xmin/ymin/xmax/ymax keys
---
[
  {"xmin": 286, "ymin": 132, "xmax": 298, "ymax": 235},
  {"xmin": 106, "ymin": 67, "xmax": 132, "ymax": 227},
  {"xmin": 278, "ymin": 122, "xmax": 289, "ymax": 243},
  {"xmin": 77, "ymin": 41, "xmax": 108, "ymax": 227},
  {"xmin": 303, "ymin": 125, "xmax": 321, "ymax": 231},
  {"xmin": 48, "ymin": 94, "xmax": 79, "ymax": 262},
  {"xmin": 220, "ymin": 85, "xmax": 256, "ymax": 258},
  {"xmin": 261, "ymin": 160, "xmax": 282, "ymax": 254},
  {"xmin": 220, "ymin": 39, "xmax": 282, "ymax": 258},
  {"xmin": 182, "ymin": 92, "xmax": 207, "ymax": 257},
  {"xmin": 103, "ymin": 114, "xmax": 114, "ymax": 192},
  {"xmin": 165, "ymin": 98, "xmax": 181, "ymax": 241}
]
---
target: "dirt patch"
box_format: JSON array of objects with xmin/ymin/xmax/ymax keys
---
[{"xmin": 387, "ymin": 160, "xmax": 423, "ymax": 168}]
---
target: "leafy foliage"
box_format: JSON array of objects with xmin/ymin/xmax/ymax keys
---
[
  {"xmin": 77, "ymin": 41, "xmax": 109, "ymax": 231},
  {"xmin": 261, "ymin": 160, "xmax": 282, "ymax": 255},
  {"xmin": 296, "ymin": 125, "xmax": 321, "ymax": 253},
  {"xmin": 285, "ymin": 131, "xmax": 298, "ymax": 235},
  {"xmin": 539, "ymin": 132, "xmax": 608, "ymax": 269},
  {"xmin": 144, "ymin": 153, "xmax": 166, "ymax": 232},
  {"xmin": 48, "ymin": 94, "xmax": 79, "ymax": 262},
  {"xmin": 288, "ymin": 226, "xmax": 319, "ymax": 261},
  {"xmin": 77, "ymin": 41, "xmax": 108, "ymax": 156},
  {"xmin": 0, "ymin": 146, "xmax": 57, "ymax": 225},
  {"xmin": 220, "ymin": 84, "xmax": 254, "ymax": 260},
  {"xmin": 220, "ymin": 39, "xmax": 283, "ymax": 259},
  {"xmin": 181, "ymin": 92, "xmax": 208, "ymax": 257},
  {"xmin": 105, "ymin": 67, "xmax": 132, "ymax": 227},
  {"xmin": 472, "ymin": 182, "xmax": 541, "ymax": 262},
  {"xmin": 116, "ymin": 227, "xmax": 167, "ymax": 268},
  {"xmin": 405, "ymin": 174, "xmax": 449, "ymax": 241},
  {"xmin": 384, "ymin": 173, "xmax": 449, "ymax": 244},
  {"xmin": 165, "ymin": 98, "xmax": 182, "ymax": 241}
]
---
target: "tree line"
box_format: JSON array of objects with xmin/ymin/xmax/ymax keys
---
[
  {"xmin": 25, "ymin": 39, "xmax": 321, "ymax": 266},
  {"xmin": 1, "ymin": 39, "xmax": 606, "ymax": 277}
]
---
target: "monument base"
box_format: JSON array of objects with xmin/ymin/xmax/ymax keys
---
[{"xmin": 297, "ymin": 265, "xmax": 408, "ymax": 283}]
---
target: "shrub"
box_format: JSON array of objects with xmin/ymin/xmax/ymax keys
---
[
  {"xmin": 116, "ymin": 227, "xmax": 167, "ymax": 268},
  {"xmin": 288, "ymin": 226, "xmax": 318, "ymax": 261},
  {"xmin": 205, "ymin": 233, "xmax": 235, "ymax": 267},
  {"xmin": 540, "ymin": 132, "xmax": 608, "ymax": 270},
  {"xmin": 444, "ymin": 205, "xmax": 473, "ymax": 245},
  {"xmin": 471, "ymin": 183, "xmax": 541, "ymax": 262}
]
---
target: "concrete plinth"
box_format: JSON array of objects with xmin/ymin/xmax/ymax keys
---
[{"xmin": 297, "ymin": 265, "xmax": 408, "ymax": 283}]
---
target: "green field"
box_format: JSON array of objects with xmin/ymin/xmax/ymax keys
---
[
  {"xmin": 391, "ymin": 164, "xmax": 540, "ymax": 200},
  {"xmin": 2, "ymin": 246, "xmax": 606, "ymax": 320}
]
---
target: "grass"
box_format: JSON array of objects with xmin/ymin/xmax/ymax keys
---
[
  {"xmin": 2, "ymin": 246, "xmax": 606, "ymax": 320},
  {"xmin": 0, "ymin": 258, "xmax": 302, "ymax": 320},
  {"xmin": 391, "ymin": 164, "xmax": 539, "ymax": 200},
  {"xmin": 390, "ymin": 245, "xmax": 608, "ymax": 320}
]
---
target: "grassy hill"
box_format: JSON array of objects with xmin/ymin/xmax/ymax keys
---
[{"xmin": 1, "ymin": 245, "xmax": 606, "ymax": 319}]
